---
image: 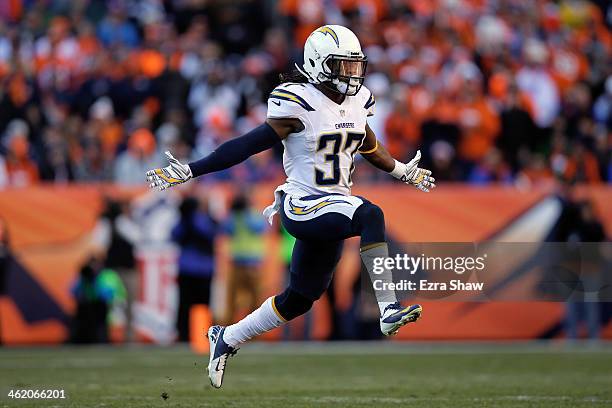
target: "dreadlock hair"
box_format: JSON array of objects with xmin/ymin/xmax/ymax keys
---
[{"xmin": 278, "ymin": 68, "xmax": 310, "ymax": 85}]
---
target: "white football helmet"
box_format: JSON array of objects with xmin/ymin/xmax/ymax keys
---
[{"xmin": 296, "ymin": 25, "xmax": 367, "ymax": 96}]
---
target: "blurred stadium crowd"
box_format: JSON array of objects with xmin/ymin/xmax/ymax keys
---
[{"xmin": 0, "ymin": 0, "xmax": 610, "ymax": 188}]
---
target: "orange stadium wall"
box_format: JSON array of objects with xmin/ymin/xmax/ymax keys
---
[{"xmin": 0, "ymin": 183, "xmax": 610, "ymax": 345}]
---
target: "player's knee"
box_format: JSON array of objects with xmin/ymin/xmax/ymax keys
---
[
  {"xmin": 360, "ymin": 202, "xmax": 384, "ymax": 224},
  {"xmin": 354, "ymin": 202, "xmax": 385, "ymax": 244},
  {"xmin": 274, "ymin": 287, "xmax": 314, "ymax": 321}
]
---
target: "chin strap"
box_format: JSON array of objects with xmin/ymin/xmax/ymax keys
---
[{"xmin": 295, "ymin": 62, "xmax": 319, "ymax": 84}]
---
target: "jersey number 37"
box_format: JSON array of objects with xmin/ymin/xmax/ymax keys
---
[{"xmin": 315, "ymin": 131, "xmax": 365, "ymax": 185}]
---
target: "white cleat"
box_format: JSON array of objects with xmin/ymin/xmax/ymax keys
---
[
  {"xmin": 380, "ymin": 303, "xmax": 422, "ymax": 336},
  {"xmin": 206, "ymin": 325, "xmax": 238, "ymax": 388}
]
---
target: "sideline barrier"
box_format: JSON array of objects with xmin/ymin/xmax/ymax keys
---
[{"xmin": 0, "ymin": 183, "xmax": 610, "ymax": 344}]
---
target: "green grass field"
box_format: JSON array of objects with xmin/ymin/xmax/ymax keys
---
[{"xmin": 1, "ymin": 342, "xmax": 611, "ymax": 407}]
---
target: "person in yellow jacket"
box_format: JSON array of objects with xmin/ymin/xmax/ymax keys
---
[{"xmin": 222, "ymin": 193, "xmax": 266, "ymax": 323}]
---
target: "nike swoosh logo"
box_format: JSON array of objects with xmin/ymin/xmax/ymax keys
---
[
  {"xmin": 215, "ymin": 360, "xmax": 222, "ymax": 372},
  {"xmin": 272, "ymin": 100, "xmax": 281, "ymax": 106}
]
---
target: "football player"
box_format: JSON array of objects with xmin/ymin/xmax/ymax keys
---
[{"xmin": 147, "ymin": 25, "xmax": 435, "ymax": 388}]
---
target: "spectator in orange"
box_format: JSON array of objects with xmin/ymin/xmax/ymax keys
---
[
  {"xmin": 563, "ymin": 142, "xmax": 602, "ymax": 184},
  {"xmin": 0, "ymin": 119, "xmax": 38, "ymax": 188},
  {"xmin": 384, "ymin": 86, "xmax": 420, "ymax": 161},
  {"xmin": 278, "ymin": 0, "xmax": 324, "ymax": 47},
  {"xmin": 76, "ymin": 20, "xmax": 100, "ymax": 59},
  {"xmin": 113, "ymin": 128, "xmax": 158, "ymax": 185},
  {"xmin": 489, "ymin": 71, "xmax": 535, "ymax": 117},
  {"xmin": 456, "ymin": 77, "xmax": 500, "ymax": 163},
  {"xmin": 550, "ymin": 46, "xmax": 589, "ymax": 93},
  {"xmin": 88, "ymin": 97, "xmax": 123, "ymax": 160},
  {"xmin": 336, "ymin": 0, "xmax": 387, "ymax": 22}
]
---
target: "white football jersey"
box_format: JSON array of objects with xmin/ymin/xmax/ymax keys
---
[{"xmin": 266, "ymin": 82, "xmax": 375, "ymax": 197}]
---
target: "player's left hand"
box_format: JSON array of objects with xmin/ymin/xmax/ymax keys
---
[
  {"xmin": 146, "ymin": 151, "xmax": 192, "ymax": 191},
  {"xmin": 397, "ymin": 150, "xmax": 436, "ymax": 192}
]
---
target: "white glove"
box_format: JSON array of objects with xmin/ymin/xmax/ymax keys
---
[
  {"xmin": 390, "ymin": 150, "xmax": 436, "ymax": 192},
  {"xmin": 146, "ymin": 151, "xmax": 192, "ymax": 191}
]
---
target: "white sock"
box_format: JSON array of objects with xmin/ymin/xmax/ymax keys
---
[
  {"xmin": 223, "ymin": 297, "xmax": 285, "ymax": 347},
  {"xmin": 360, "ymin": 243, "xmax": 399, "ymax": 316},
  {"xmin": 378, "ymin": 301, "xmax": 394, "ymax": 315}
]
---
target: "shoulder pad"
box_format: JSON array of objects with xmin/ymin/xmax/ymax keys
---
[{"xmin": 269, "ymin": 86, "xmax": 315, "ymax": 112}]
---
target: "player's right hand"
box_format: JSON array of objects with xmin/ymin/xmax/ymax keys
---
[{"xmin": 146, "ymin": 151, "xmax": 192, "ymax": 191}]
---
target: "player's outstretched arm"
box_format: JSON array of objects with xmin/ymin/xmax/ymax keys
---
[
  {"xmin": 146, "ymin": 118, "xmax": 302, "ymax": 191},
  {"xmin": 359, "ymin": 124, "xmax": 436, "ymax": 192}
]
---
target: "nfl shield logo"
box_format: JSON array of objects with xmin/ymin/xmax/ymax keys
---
[{"xmin": 340, "ymin": 109, "xmax": 345, "ymax": 117}]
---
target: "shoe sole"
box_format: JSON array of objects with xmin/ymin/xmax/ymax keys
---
[{"xmin": 385, "ymin": 305, "xmax": 423, "ymax": 336}]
